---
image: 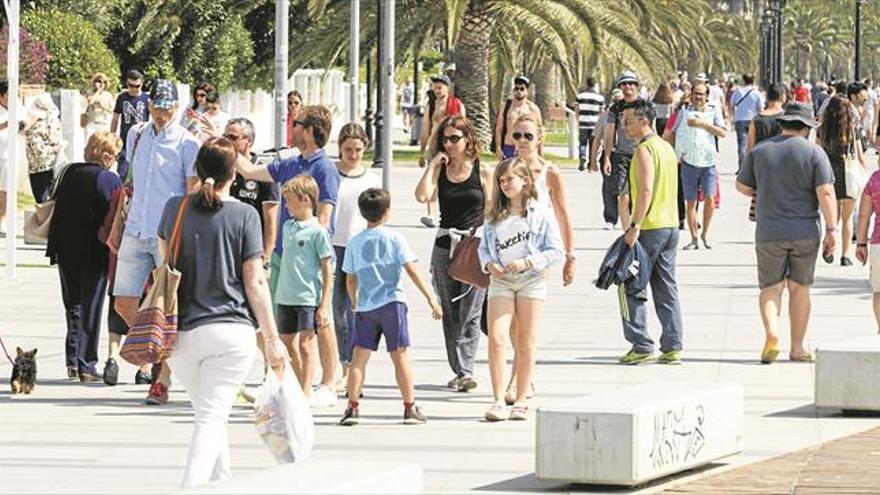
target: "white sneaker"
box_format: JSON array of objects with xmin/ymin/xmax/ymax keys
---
[
  {"xmin": 309, "ymin": 384, "xmax": 338, "ymax": 408},
  {"xmin": 603, "ymin": 222, "xmax": 614, "ymax": 230},
  {"xmin": 447, "ymin": 376, "xmax": 461, "ymax": 389}
]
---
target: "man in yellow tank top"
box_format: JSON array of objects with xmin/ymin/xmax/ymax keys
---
[{"xmin": 617, "ymin": 100, "xmax": 684, "ymax": 365}]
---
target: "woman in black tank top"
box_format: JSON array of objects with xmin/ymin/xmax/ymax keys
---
[{"xmin": 415, "ymin": 115, "xmax": 493, "ymax": 391}]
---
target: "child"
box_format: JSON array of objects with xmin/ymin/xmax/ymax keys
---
[
  {"xmin": 332, "ymin": 123, "xmax": 381, "ymax": 390},
  {"xmin": 339, "ymin": 188, "xmax": 442, "ymax": 425},
  {"xmin": 478, "ymin": 157, "xmax": 563, "ymax": 422},
  {"xmin": 276, "ymin": 175, "xmax": 334, "ymax": 400},
  {"xmin": 856, "ymin": 169, "xmax": 880, "ymax": 332}
]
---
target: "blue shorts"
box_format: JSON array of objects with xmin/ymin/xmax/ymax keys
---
[
  {"xmin": 681, "ymin": 163, "xmax": 718, "ymax": 202},
  {"xmin": 353, "ymin": 302, "xmax": 410, "ymax": 352},
  {"xmin": 113, "ymin": 234, "xmax": 162, "ymax": 298},
  {"xmin": 276, "ymin": 305, "xmax": 318, "ymax": 334},
  {"xmin": 502, "ymin": 144, "xmax": 517, "ymax": 159}
]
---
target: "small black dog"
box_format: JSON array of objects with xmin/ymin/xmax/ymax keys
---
[{"xmin": 11, "ymin": 347, "xmax": 37, "ymax": 394}]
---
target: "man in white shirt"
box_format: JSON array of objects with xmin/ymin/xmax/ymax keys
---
[{"xmin": 0, "ymin": 81, "xmax": 9, "ymax": 235}]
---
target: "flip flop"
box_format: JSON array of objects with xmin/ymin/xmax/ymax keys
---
[
  {"xmin": 760, "ymin": 341, "xmax": 780, "ymax": 364},
  {"xmin": 789, "ymin": 352, "xmax": 814, "ymax": 363}
]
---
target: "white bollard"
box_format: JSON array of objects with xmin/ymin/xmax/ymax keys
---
[{"xmin": 816, "ymin": 336, "xmax": 880, "ymax": 411}]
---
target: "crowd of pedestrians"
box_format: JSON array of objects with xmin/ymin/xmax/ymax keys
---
[{"xmin": 6, "ymin": 65, "xmax": 880, "ymax": 488}]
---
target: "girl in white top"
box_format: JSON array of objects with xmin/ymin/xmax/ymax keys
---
[
  {"xmin": 503, "ymin": 114, "xmax": 576, "ymax": 404},
  {"xmin": 332, "ymin": 123, "xmax": 380, "ymax": 386},
  {"xmin": 479, "ymin": 158, "xmax": 563, "ymax": 421}
]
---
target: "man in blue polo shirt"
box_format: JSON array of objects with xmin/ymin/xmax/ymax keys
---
[{"xmin": 236, "ymin": 104, "xmax": 341, "ymax": 408}]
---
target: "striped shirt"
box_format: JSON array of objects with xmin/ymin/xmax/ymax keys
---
[{"xmin": 577, "ymin": 89, "xmax": 605, "ymax": 131}]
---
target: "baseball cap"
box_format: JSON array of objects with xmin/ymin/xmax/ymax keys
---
[
  {"xmin": 611, "ymin": 88, "xmax": 624, "ymax": 99},
  {"xmin": 514, "ymin": 76, "xmax": 530, "ymax": 87},
  {"xmin": 431, "ymin": 75, "xmax": 452, "ymax": 86},
  {"xmin": 150, "ymin": 79, "xmax": 179, "ymax": 109},
  {"xmin": 616, "ymin": 71, "xmax": 640, "ymax": 87}
]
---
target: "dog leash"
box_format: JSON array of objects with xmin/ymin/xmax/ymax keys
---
[{"xmin": 0, "ymin": 334, "xmax": 15, "ymax": 365}]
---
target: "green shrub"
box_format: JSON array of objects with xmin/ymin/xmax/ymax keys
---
[{"xmin": 23, "ymin": 10, "xmax": 119, "ymax": 90}]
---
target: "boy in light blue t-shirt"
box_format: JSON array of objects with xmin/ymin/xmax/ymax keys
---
[
  {"xmin": 339, "ymin": 188, "xmax": 441, "ymax": 426},
  {"xmin": 275, "ymin": 175, "xmax": 333, "ymax": 399}
]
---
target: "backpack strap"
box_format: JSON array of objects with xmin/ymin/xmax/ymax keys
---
[
  {"xmin": 499, "ymin": 98, "xmax": 513, "ymax": 145},
  {"xmin": 124, "ymin": 123, "xmax": 148, "ymax": 187}
]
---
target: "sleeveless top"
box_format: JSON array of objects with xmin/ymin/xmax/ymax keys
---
[
  {"xmin": 629, "ymin": 135, "xmax": 679, "ymax": 230},
  {"xmin": 533, "ymin": 164, "xmax": 553, "ymax": 212},
  {"xmin": 752, "ymin": 112, "xmax": 783, "ymax": 146},
  {"xmin": 437, "ymin": 161, "xmax": 484, "ymax": 248}
]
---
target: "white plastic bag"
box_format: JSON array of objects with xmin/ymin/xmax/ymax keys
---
[{"xmin": 253, "ymin": 364, "xmax": 315, "ymax": 464}]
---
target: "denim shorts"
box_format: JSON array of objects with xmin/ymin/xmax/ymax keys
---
[
  {"xmin": 276, "ymin": 304, "xmax": 318, "ymax": 334},
  {"xmin": 487, "ymin": 270, "xmax": 548, "ymax": 301},
  {"xmin": 353, "ymin": 301, "xmax": 410, "ymax": 352},
  {"xmin": 681, "ymin": 163, "xmax": 718, "ymax": 202},
  {"xmin": 113, "ymin": 234, "xmax": 162, "ymax": 298}
]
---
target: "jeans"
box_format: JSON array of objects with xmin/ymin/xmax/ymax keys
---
[
  {"xmin": 734, "ymin": 120, "xmax": 750, "ymax": 172},
  {"xmin": 332, "ymin": 245, "xmax": 354, "ymax": 364},
  {"xmin": 620, "ymin": 228, "xmax": 684, "ymax": 354},
  {"xmin": 58, "ymin": 261, "xmax": 108, "ymax": 375},
  {"xmin": 113, "ymin": 234, "xmax": 162, "ymax": 298},
  {"xmin": 578, "ymin": 129, "xmax": 594, "ymax": 166},
  {"xmin": 600, "ymin": 152, "xmax": 619, "ymax": 224},
  {"xmin": 168, "ymin": 322, "xmax": 257, "ymax": 488},
  {"xmin": 431, "ymin": 244, "xmax": 485, "ymax": 378}
]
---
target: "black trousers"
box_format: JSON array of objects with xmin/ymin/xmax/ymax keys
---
[
  {"xmin": 29, "ymin": 169, "xmax": 54, "ymax": 203},
  {"xmin": 58, "ymin": 261, "xmax": 108, "ymax": 375}
]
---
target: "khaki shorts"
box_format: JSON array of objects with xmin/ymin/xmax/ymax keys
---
[
  {"xmin": 487, "ymin": 270, "xmax": 547, "ymax": 301},
  {"xmin": 755, "ymin": 238, "xmax": 820, "ymax": 289},
  {"xmin": 870, "ymin": 245, "xmax": 880, "ymax": 293}
]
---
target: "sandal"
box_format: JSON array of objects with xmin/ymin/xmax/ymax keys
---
[
  {"xmin": 682, "ymin": 239, "xmax": 699, "ymax": 250},
  {"xmin": 701, "ymin": 237, "xmax": 713, "ymax": 250},
  {"xmin": 505, "ymin": 385, "xmax": 516, "ymax": 406},
  {"xmin": 509, "ymin": 405, "xmax": 529, "ymax": 421},
  {"xmin": 789, "ymin": 352, "xmax": 814, "ymax": 363},
  {"xmin": 485, "ymin": 404, "xmax": 509, "ymax": 422},
  {"xmin": 760, "ymin": 340, "xmax": 780, "ymax": 364}
]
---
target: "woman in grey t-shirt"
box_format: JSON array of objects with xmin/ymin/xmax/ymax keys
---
[{"xmin": 159, "ymin": 137, "xmax": 288, "ymax": 488}]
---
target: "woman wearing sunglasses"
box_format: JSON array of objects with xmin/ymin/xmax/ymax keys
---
[
  {"xmin": 500, "ymin": 113, "xmax": 576, "ymax": 404},
  {"xmin": 415, "ymin": 115, "xmax": 494, "ymax": 392}
]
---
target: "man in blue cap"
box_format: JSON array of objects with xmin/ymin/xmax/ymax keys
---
[
  {"xmin": 107, "ymin": 79, "xmax": 200, "ymax": 404},
  {"xmin": 603, "ymin": 70, "xmax": 651, "ymax": 230}
]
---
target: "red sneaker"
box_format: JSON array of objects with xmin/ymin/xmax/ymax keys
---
[{"xmin": 145, "ymin": 382, "xmax": 169, "ymax": 405}]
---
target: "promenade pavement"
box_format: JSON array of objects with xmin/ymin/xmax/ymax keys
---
[{"xmin": 2, "ymin": 133, "xmax": 880, "ymax": 494}]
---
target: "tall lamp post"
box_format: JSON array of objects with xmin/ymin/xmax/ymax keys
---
[
  {"xmin": 768, "ymin": 0, "xmax": 786, "ymax": 83},
  {"xmin": 760, "ymin": 13, "xmax": 771, "ymax": 87},
  {"xmin": 855, "ymin": 0, "xmax": 865, "ymax": 80},
  {"xmin": 765, "ymin": 8, "xmax": 777, "ymax": 84}
]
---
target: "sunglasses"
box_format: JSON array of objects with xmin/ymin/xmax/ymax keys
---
[
  {"xmin": 127, "ymin": 83, "xmax": 142, "ymax": 89},
  {"xmin": 443, "ymin": 134, "xmax": 464, "ymax": 144},
  {"xmin": 195, "ymin": 92, "xmax": 207, "ymax": 98},
  {"xmin": 512, "ymin": 131, "xmax": 536, "ymax": 142},
  {"xmin": 619, "ymin": 81, "xmax": 638, "ymax": 87},
  {"xmin": 693, "ymin": 92, "xmax": 707, "ymax": 96},
  {"xmin": 514, "ymin": 86, "xmax": 527, "ymax": 92},
  {"xmin": 293, "ymin": 120, "xmax": 306, "ymax": 128}
]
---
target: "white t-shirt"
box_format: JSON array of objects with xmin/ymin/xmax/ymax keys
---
[
  {"xmin": 708, "ymin": 84, "xmax": 725, "ymax": 111},
  {"xmin": 331, "ymin": 167, "xmax": 381, "ymax": 246},
  {"xmin": 0, "ymin": 104, "xmax": 8, "ymax": 160},
  {"xmin": 493, "ymin": 214, "xmax": 530, "ymax": 265},
  {"xmin": 205, "ymin": 110, "xmax": 230, "ymax": 132}
]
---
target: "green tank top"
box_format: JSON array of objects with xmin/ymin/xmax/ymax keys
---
[{"xmin": 629, "ymin": 135, "xmax": 679, "ymax": 230}]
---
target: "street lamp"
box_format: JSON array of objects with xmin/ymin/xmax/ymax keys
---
[
  {"xmin": 760, "ymin": 14, "xmax": 771, "ymax": 87},
  {"xmin": 764, "ymin": 8, "xmax": 777, "ymax": 84},
  {"xmin": 768, "ymin": 0, "xmax": 786, "ymax": 83},
  {"xmin": 856, "ymin": 0, "xmax": 865, "ymax": 80}
]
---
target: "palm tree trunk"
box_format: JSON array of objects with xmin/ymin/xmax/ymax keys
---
[
  {"xmin": 452, "ymin": 1, "xmax": 497, "ymax": 147},
  {"xmin": 532, "ymin": 58, "xmax": 557, "ymax": 123}
]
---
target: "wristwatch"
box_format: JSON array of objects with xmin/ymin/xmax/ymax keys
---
[
  {"xmin": 565, "ymin": 252, "xmax": 577, "ymax": 261},
  {"xmin": 629, "ymin": 221, "xmax": 641, "ymax": 230}
]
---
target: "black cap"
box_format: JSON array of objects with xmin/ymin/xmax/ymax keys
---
[{"xmin": 514, "ymin": 76, "xmax": 530, "ymax": 87}]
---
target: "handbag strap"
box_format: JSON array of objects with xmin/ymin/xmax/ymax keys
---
[
  {"xmin": 48, "ymin": 163, "xmax": 74, "ymax": 201},
  {"xmin": 165, "ymin": 195, "xmax": 190, "ymax": 267}
]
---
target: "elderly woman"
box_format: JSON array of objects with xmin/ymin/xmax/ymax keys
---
[
  {"xmin": 24, "ymin": 93, "xmax": 64, "ymax": 202},
  {"xmin": 46, "ymin": 131, "xmax": 123, "ymax": 381},
  {"xmin": 83, "ymin": 73, "xmax": 115, "ymax": 139},
  {"xmin": 415, "ymin": 115, "xmax": 493, "ymax": 392}
]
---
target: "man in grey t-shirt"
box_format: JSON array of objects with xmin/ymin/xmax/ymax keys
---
[{"xmin": 735, "ymin": 102, "xmax": 837, "ymax": 364}]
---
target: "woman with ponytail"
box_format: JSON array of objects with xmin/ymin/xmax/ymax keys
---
[{"xmin": 158, "ymin": 137, "xmax": 289, "ymax": 488}]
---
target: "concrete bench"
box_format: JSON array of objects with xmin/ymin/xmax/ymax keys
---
[
  {"xmin": 536, "ymin": 382, "xmax": 743, "ymax": 486},
  {"xmin": 816, "ymin": 336, "xmax": 880, "ymax": 412},
  {"xmin": 180, "ymin": 460, "xmax": 423, "ymax": 494}
]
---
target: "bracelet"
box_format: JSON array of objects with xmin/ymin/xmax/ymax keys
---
[
  {"xmin": 858, "ymin": 242, "xmax": 869, "ymax": 248},
  {"xmin": 565, "ymin": 252, "xmax": 577, "ymax": 261},
  {"xmin": 825, "ymin": 226, "xmax": 838, "ymax": 233}
]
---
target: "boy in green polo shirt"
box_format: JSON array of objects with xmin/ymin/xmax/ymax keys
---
[{"xmin": 275, "ymin": 175, "xmax": 334, "ymax": 400}]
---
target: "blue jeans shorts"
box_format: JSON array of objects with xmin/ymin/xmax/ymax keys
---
[
  {"xmin": 113, "ymin": 234, "xmax": 162, "ymax": 298},
  {"xmin": 681, "ymin": 163, "xmax": 717, "ymax": 202}
]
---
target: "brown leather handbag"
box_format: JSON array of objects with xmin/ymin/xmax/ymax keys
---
[{"xmin": 448, "ymin": 233, "xmax": 490, "ymax": 289}]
